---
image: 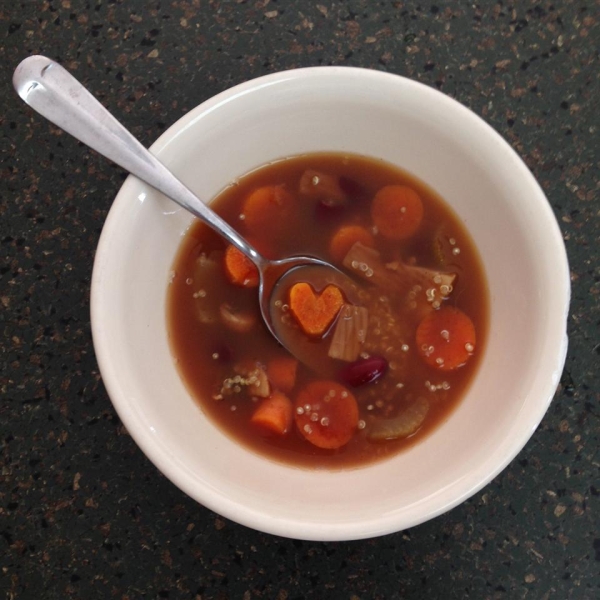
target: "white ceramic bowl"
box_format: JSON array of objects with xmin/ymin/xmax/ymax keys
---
[{"xmin": 91, "ymin": 67, "xmax": 569, "ymax": 541}]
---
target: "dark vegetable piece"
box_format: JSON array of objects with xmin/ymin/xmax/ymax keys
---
[
  {"xmin": 338, "ymin": 176, "xmax": 367, "ymax": 201},
  {"xmin": 299, "ymin": 169, "xmax": 347, "ymax": 206},
  {"xmin": 431, "ymin": 224, "xmax": 467, "ymax": 271},
  {"xmin": 432, "ymin": 225, "xmax": 452, "ymax": 267},
  {"xmin": 338, "ymin": 355, "xmax": 388, "ymax": 387}
]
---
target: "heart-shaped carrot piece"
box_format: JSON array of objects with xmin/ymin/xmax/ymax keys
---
[{"xmin": 289, "ymin": 282, "xmax": 344, "ymax": 337}]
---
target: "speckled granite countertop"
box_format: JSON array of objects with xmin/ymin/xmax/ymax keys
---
[{"xmin": 1, "ymin": 1, "xmax": 598, "ymax": 598}]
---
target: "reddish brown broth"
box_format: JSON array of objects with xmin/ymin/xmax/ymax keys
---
[{"xmin": 167, "ymin": 153, "xmax": 489, "ymax": 468}]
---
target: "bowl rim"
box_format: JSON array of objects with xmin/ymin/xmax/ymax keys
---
[{"xmin": 90, "ymin": 66, "xmax": 570, "ymax": 540}]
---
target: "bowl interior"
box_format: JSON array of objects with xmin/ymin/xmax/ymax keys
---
[{"xmin": 92, "ymin": 68, "xmax": 569, "ymax": 540}]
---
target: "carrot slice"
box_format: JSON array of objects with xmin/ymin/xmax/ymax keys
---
[
  {"xmin": 267, "ymin": 356, "xmax": 298, "ymax": 394},
  {"xmin": 329, "ymin": 224, "xmax": 375, "ymax": 263},
  {"xmin": 224, "ymin": 245, "xmax": 259, "ymax": 287},
  {"xmin": 416, "ymin": 306, "xmax": 476, "ymax": 370},
  {"xmin": 288, "ymin": 282, "xmax": 344, "ymax": 337},
  {"xmin": 371, "ymin": 185, "xmax": 424, "ymax": 240},
  {"xmin": 294, "ymin": 381, "xmax": 359, "ymax": 449},
  {"xmin": 250, "ymin": 391, "xmax": 293, "ymax": 436},
  {"xmin": 242, "ymin": 185, "xmax": 295, "ymax": 236}
]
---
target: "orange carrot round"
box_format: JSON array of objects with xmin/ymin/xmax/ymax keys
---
[
  {"xmin": 416, "ymin": 306, "xmax": 476, "ymax": 371},
  {"xmin": 267, "ymin": 356, "xmax": 298, "ymax": 394},
  {"xmin": 250, "ymin": 391, "xmax": 293, "ymax": 436},
  {"xmin": 224, "ymin": 245, "xmax": 259, "ymax": 287},
  {"xmin": 294, "ymin": 381, "xmax": 359, "ymax": 449},
  {"xmin": 329, "ymin": 225, "xmax": 375, "ymax": 263},
  {"xmin": 288, "ymin": 282, "xmax": 344, "ymax": 337},
  {"xmin": 242, "ymin": 185, "xmax": 295, "ymax": 236},
  {"xmin": 371, "ymin": 185, "xmax": 424, "ymax": 240}
]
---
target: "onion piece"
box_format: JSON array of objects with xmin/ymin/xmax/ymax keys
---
[
  {"xmin": 192, "ymin": 250, "xmax": 222, "ymax": 282},
  {"xmin": 343, "ymin": 242, "xmax": 457, "ymax": 310},
  {"xmin": 386, "ymin": 260, "xmax": 456, "ymax": 296},
  {"xmin": 328, "ymin": 303, "xmax": 369, "ymax": 362},
  {"xmin": 219, "ymin": 303, "xmax": 257, "ymax": 333},
  {"xmin": 196, "ymin": 307, "xmax": 217, "ymax": 325},
  {"xmin": 192, "ymin": 251, "xmax": 223, "ymax": 325},
  {"xmin": 366, "ymin": 397, "xmax": 430, "ymax": 442},
  {"xmin": 342, "ymin": 243, "xmax": 390, "ymax": 288},
  {"xmin": 233, "ymin": 360, "xmax": 270, "ymax": 398}
]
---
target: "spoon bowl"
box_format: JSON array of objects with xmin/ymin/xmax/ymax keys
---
[
  {"xmin": 244, "ymin": 251, "xmax": 358, "ymax": 370},
  {"xmin": 264, "ymin": 259, "xmax": 363, "ymax": 374},
  {"xmin": 13, "ymin": 55, "xmax": 353, "ymax": 366}
]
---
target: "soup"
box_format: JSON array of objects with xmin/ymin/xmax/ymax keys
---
[{"xmin": 167, "ymin": 153, "xmax": 488, "ymax": 468}]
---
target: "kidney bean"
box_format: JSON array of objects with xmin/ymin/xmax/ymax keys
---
[{"xmin": 338, "ymin": 355, "xmax": 388, "ymax": 387}]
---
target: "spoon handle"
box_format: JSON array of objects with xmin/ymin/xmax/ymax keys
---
[{"xmin": 13, "ymin": 55, "xmax": 263, "ymax": 265}]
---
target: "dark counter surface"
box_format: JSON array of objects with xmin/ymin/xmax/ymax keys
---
[{"xmin": 1, "ymin": 1, "xmax": 598, "ymax": 598}]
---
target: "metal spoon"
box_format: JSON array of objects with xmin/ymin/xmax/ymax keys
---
[{"xmin": 13, "ymin": 55, "xmax": 357, "ymax": 369}]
